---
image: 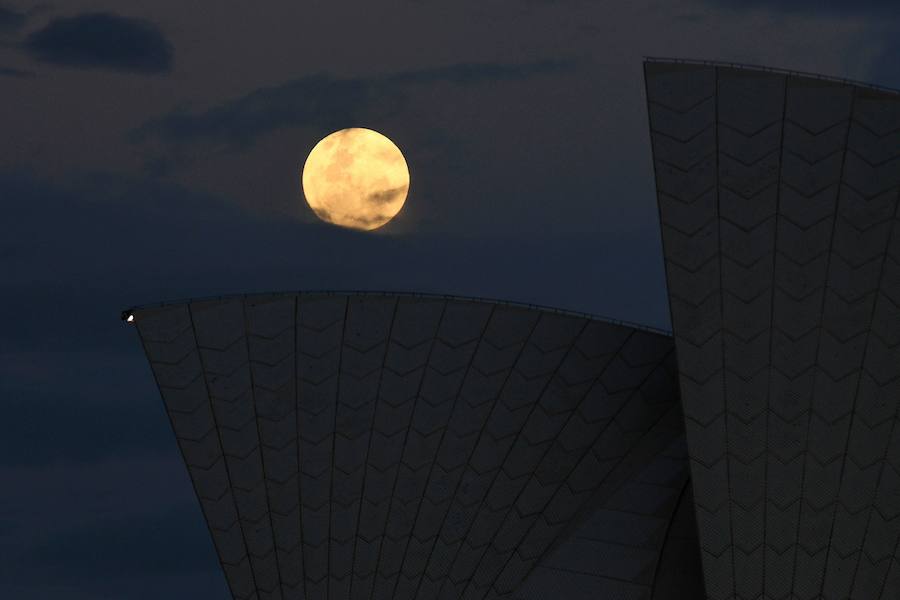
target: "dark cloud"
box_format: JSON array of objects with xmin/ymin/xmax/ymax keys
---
[
  {"xmin": 133, "ymin": 74, "xmax": 376, "ymax": 148},
  {"xmin": 131, "ymin": 59, "xmax": 577, "ymax": 149},
  {"xmin": 0, "ymin": 66, "xmax": 33, "ymax": 78},
  {"xmin": 700, "ymin": 0, "xmax": 900, "ymax": 15},
  {"xmin": 367, "ymin": 185, "xmax": 407, "ymax": 206},
  {"xmin": 342, "ymin": 211, "xmax": 393, "ymax": 229},
  {"xmin": 0, "ymin": 4, "xmax": 25, "ymax": 31},
  {"xmin": 386, "ymin": 58, "xmax": 574, "ymax": 85},
  {"xmin": 23, "ymin": 12, "xmax": 173, "ymax": 74}
]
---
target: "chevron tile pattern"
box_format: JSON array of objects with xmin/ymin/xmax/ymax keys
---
[
  {"xmin": 645, "ymin": 59, "xmax": 900, "ymax": 599},
  {"xmin": 129, "ymin": 292, "xmax": 698, "ymax": 600},
  {"xmin": 511, "ymin": 421, "xmax": 704, "ymax": 600}
]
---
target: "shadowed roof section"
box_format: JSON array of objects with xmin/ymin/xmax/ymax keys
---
[
  {"xmin": 125, "ymin": 291, "xmax": 701, "ymax": 599},
  {"xmin": 645, "ymin": 58, "xmax": 900, "ymax": 599}
]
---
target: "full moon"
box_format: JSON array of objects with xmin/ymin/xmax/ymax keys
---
[{"xmin": 301, "ymin": 128, "xmax": 410, "ymax": 231}]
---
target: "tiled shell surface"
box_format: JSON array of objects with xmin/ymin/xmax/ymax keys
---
[
  {"xmin": 646, "ymin": 60, "xmax": 900, "ymax": 600},
  {"xmin": 131, "ymin": 293, "xmax": 698, "ymax": 600}
]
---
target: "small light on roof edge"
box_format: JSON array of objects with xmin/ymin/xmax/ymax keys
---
[{"xmin": 126, "ymin": 314, "xmax": 135, "ymax": 323}]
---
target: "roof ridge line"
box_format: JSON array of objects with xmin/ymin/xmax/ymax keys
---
[
  {"xmin": 643, "ymin": 56, "xmax": 900, "ymax": 96},
  {"xmin": 121, "ymin": 289, "xmax": 674, "ymax": 337}
]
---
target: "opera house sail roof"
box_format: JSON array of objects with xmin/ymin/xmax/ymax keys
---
[
  {"xmin": 645, "ymin": 59, "xmax": 900, "ymax": 599},
  {"xmin": 125, "ymin": 293, "xmax": 701, "ymax": 600},
  {"xmin": 123, "ymin": 59, "xmax": 900, "ymax": 600}
]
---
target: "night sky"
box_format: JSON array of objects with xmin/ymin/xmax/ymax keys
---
[{"xmin": 1, "ymin": 1, "xmax": 899, "ymax": 598}]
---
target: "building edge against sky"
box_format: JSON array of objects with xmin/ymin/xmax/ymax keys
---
[
  {"xmin": 120, "ymin": 58, "xmax": 900, "ymax": 600},
  {"xmin": 125, "ymin": 292, "xmax": 703, "ymax": 599},
  {"xmin": 646, "ymin": 59, "xmax": 900, "ymax": 599}
]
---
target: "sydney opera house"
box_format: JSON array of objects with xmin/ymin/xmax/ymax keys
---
[{"xmin": 124, "ymin": 59, "xmax": 900, "ymax": 599}]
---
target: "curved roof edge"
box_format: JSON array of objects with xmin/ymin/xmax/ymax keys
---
[
  {"xmin": 120, "ymin": 289, "xmax": 673, "ymax": 337},
  {"xmin": 643, "ymin": 56, "xmax": 900, "ymax": 96}
]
